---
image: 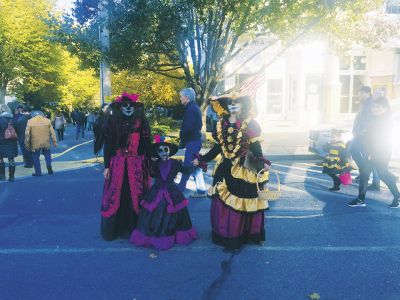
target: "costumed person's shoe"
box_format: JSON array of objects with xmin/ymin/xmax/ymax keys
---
[
  {"xmin": 0, "ymin": 162, "xmax": 5, "ymax": 180},
  {"xmin": 32, "ymin": 173, "xmax": 42, "ymax": 177},
  {"xmin": 8, "ymin": 166, "xmax": 15, "ymax": 182},
  {"xmin": 47, "ymin": 166, "xmax": 54, "ymax": 175}
]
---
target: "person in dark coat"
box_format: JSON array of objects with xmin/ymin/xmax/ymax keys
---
[
  {"xmin": 74, "ymin": 109, "xmax": 86, "ymax": 140},
  {"xmin": 350, "ymin": 86, "xmax": 382, "ymax": 189},
  {"xmin": 13, "ymin": 105, "xmax": 32, "ymax": 168},
  {"xmin": 0, "ymin": 105, "xmax": 18, "ymax": 182},
  {"xmin": 177, "ymin": 88, "xmax": 206, "ymax": 197},
  {"xmin": 347, "ymin": 96, "xmax": 400, "ymax": 208}
]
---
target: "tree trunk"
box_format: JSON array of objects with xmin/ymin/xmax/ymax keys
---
[{"xmin": 0, "ymin": 83, "xmax": 6, "ymax": 105}]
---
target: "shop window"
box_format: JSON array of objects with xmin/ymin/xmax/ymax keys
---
[
  {"xmin": 339, "ymin": 54, "xmax": 366, "ymax": 114},
  {"xmin": 386, "ymin": 0, "xmax": 400, "ymax": 14},
  {"xmin": 266, "ymin": 79, "xmax": 283, "ymax": 114},
  {"xmin": 340, "ymin": 76, "xmax": 350, "ymax": 113},
  {"xmin": 289, "ymin": 77, "xmax": 297, "ymax": 110},
  {"xmin": 339, "ymin": 74, "xmax": 366, "ymax": 114},
  {"xmin": 235, "ymin": 73, "xmax": 252, "ymax": 85},
  {"xmin": 353, "ymin": 56, "xmax": 366, "ymax": 71}
]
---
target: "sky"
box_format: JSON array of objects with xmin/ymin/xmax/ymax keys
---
[{"xmin": 55, "ymin": 0, "xmax": 75, "ymax": 12}]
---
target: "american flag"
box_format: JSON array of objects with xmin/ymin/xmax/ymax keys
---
[{"xmin": 238, "ymin": 70, "xmax": 266, "ymax": 98}]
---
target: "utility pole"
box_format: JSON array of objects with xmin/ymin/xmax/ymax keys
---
[{"xmin": 99, "ymin": 0, "xmax": 112, "ymax": 105}]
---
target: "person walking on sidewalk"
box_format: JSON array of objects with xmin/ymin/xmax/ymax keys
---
[
  {"xmin": 322, "ymin": 129, "xmax": 352, "ymax": 192},
  {"xmin": 25, "ymin": 110, "xmax": 58, "ymax": 176},
  {"xmin": 75, "ymin": 109, "xmax": 86, "ymax": 140},
  {"xmin": 177, "ymin": 88, "xmax": 206, "ymax": 197},
  {"xmin": 87, "ymin": 111, "xmax": 96, "ymax": 131},
  {"xmin": 0, "ymin": 104, "xmax": 18, "ymax": 182},
  {"xmin": 13, "ymin": 105, "xmax": 33, "ymax": 168},
  {"xmin": 53, "ymin": 111, "xmax": 67, "ymax": 141},
  {"xmin": 347, "ymin": 97, "xmax": 400, "ymax": 208}
]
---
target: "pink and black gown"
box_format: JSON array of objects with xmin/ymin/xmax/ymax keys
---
[
  {"xmin": 130, "ymin": 158, "xmax": 197, "ymax": 250},
  {"xmin": 101, "ymin": 117, "xmax": 151, "ymax": 240},
  {"xmin": 200, "ymin": 118, "xmax": 269, "ymax": 250}
]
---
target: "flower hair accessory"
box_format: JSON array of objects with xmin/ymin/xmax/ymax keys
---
[{"xmin": 115, "ymin": 92, "xmax": 140, "ymax": 103}]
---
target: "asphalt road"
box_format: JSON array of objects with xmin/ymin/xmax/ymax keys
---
[{"xmin": 1, "ymin": 140, "xmax": 400, "ymax": 299}]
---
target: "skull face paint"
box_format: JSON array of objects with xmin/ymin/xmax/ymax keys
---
[
  {"xmin": 227, "ymin": 100, "xmax": 241, "ymax": 115},
  {"xmin": 158, "ymin": 145, "xmax": 170, "ymax": 160},
  {"xmin": 121, "ymin": 102, "xmax": 135, "ymax": 117}
]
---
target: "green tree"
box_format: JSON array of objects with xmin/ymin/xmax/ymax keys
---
[
  {"xmin": 57, "ymin": 50, "xmax": 100, "ymax": 112},
  {"xmin": 69, "ymin": 0, "xmax": 386, "ymax": 108},
  {"xmin": 0, "ymin": 0, "xmax": 61, "ymax": 105},
  {"xmin": 112, "ymin": 69, "xmax": 185, "ymax": 108}
]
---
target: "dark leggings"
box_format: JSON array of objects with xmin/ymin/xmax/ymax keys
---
[
  {"xmin": 328, "ymin": 174, "xmax": 341, "ymax": 188},
  {"xmin": 358, "ymin": 157, "xmax": 400, "ymax": 201}
]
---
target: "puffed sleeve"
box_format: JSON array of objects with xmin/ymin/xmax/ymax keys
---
[{"xmin": 247, "ymin": 119, "xmax": 271, "ymax": 170}]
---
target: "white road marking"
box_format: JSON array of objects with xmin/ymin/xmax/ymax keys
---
[
  {"xmin": 273, "ymin": 163, "xmax": 323, "ymax": 174},
  {"xmin": 1, "ymin": 245, "xmax": 400, "ymax": 254},
  {"xmin": 266, "ymin": 214, "xmax": 324, "ymax": 219},
  {"xmin": 52, "ymin": 140, "xmax": 94, "ymax": 159}
]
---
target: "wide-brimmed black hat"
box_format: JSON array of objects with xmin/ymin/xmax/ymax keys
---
[
  {"xmin": 150, "ymin": 142, "xmax": 179, "ymax": 158},
  {"xmin": 209, "ymin": 92, "xmax": 253, "ymax": 117}
]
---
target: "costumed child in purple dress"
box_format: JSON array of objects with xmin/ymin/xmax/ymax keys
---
[{"xmin": 130, "ymin": 136, "xmax": 197, "ymax": 250}]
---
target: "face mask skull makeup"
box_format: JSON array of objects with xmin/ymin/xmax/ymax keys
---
[
  {"xmin": 158, "ymin": 145, "xmax": 170, "ymax": 160},
  {"xmin": 227, "ymin": 100, "xmax": 241, "ymax": 115},
  {"xmin": 121, "ymin": 102, "xmax": 135, "ymax": 117}
]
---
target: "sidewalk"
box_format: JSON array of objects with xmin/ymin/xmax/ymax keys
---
[{"xmin": 2, "ymin": 126, "xmax": 96, "ymax": 182}]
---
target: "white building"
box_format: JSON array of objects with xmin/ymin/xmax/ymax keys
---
[{"xmin": 223, "ymin": 1, "xmax": 400, "ymax": 128}]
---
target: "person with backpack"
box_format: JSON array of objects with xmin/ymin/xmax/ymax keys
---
[{"xmin": 0, "ymin": 104, "xmax": 18, "ymax": 182}]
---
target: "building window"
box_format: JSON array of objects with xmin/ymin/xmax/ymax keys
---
[
  {"xmin": 386, "ymin": 0, "xmax": 400, "ymax": 14},
  {"xmin": 266, "ymin": 79, "xmax": 283, "ymax": 114},
  {"xmin": 288, "ymin": 77, "xmax": 297, "ymax": 110},
  {"xmin": 235, "ymin": 73, "xmax": 252, "ymax": 85},
  {"xmin": 339, "ymin": 55, "xmax": 366, "ymax": 113},
  {"xmin": 353, "ymin": 56, "xmax": 366, "ymax": 71}
]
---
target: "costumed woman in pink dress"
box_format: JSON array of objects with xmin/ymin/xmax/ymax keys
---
[
  {"xmin": 101, "ymin": 93, "xmax": 152, "ymax": 240},
  {"xmin": 196, "ymin": 93, "xmax": 271, "ymax": 250}
]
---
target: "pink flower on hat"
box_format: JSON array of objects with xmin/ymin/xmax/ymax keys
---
[{"xmin": 115, "ymin": 92, "xmax": 140, "ymax": 103}]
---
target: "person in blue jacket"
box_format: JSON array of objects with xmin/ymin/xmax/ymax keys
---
[{"xmin": 177, "ymin": 88, "xmax": 206, "ymax": 197}]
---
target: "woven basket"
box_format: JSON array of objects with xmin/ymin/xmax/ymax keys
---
[{"xmin": 257, "ymin": 168, "xmax": 281, "ymax": 201}]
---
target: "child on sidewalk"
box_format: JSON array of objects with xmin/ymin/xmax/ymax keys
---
[
  {"xmin": 129, "ymin": 137, "xmax": 197, "ymax": 250},
  {"xmin": 322, "ymin": 129, "xmax": 352, "ymax": 191}
]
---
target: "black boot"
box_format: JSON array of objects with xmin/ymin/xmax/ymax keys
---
[
  {"xmin": 0, "ymin": 162, "xmax": 5, "ymax": 180},
  {"xmin": 47, "ymin": 165, "xmax": 53, "ymax": 175},
  {"xmin": 8, "ymin": 166, "xmax": 15, "ymax": 182},
  {"xmin": 328, "ymin": 175, "xmax": 341, "ymax": 191}
]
